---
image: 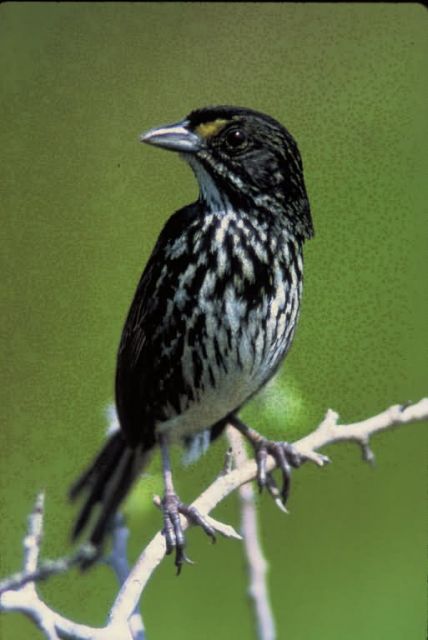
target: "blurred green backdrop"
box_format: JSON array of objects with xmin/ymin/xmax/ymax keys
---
[{"xmin": 1, "ymin": 3, "xmax": 427, "ymax": 639}]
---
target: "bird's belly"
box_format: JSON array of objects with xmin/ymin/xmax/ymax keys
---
[
  {"xmin": 156, "ymin": 283, "xmax": 300, "ymax": 441},
  {"xmin": 156, "ymin": 367, "xmax": 254, "ymax": 441}
]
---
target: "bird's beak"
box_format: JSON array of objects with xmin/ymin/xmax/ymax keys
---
[{"xmin": 140, "ymin": 119, "xmax": 202, "ymax": 153}]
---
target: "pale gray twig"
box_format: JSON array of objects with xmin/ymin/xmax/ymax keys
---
[
  {"xmin": 293, "ymin": 400, "xmax": 428, "ymax": 463},
  {"xmin": 0, "ymin": 499, "xmax": 136, "ymax": 639},
  {"xmin": 104, "ymin": 514, "xmax": 146, "ymax": 640},
  {"xmin": 0, "ymin": 547, "xmax": 95, "ymax": 595},
  {"xmin": 227, "ymin": 427, "xmax": 276, "ymax": 640}
]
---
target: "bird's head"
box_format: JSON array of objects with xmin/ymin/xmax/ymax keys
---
[{"xmin": 141, "ymin": 105, "xmax": 313, "ymax": 239}]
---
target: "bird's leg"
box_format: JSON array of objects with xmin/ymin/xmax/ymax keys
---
[
  {"xmin": 158, "ymin": 434, "xmax": 216, "ymax": 574},
  {"xmin": 229, "ymin": 415, "xmax": 325, "ymax": 511}
]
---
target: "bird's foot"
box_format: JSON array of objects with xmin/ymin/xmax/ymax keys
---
[
  {"xmin": 254, "ymin": 439, "xmax": 303, "ymax": 509},
  {"xmin": 229, "ymin": 416, "xmax": 329, "ymax": 511},
  {"xmin": 161, "ymin": 493, "xmax": 216, "ymax": 574},
  {"xmin": 254, "ymin": 438, "xmax": 330, "ymax": 510}
]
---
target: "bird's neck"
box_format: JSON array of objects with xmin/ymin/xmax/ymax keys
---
[{"xmin": 186, "ymin": 155, "xmax": 309, "ymax": 249}]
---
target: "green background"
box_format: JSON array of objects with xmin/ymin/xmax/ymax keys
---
[{"xmin": 1, "ymin": 3, "xmax": 427, "ymax": 639}]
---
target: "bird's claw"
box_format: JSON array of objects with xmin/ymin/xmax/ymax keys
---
[
  {"xmin": 255, "ymin": 440, "xmax": 304, "ymax": 509},
  {"xmin": 161, "ymin": 493, "xmax": 216, "ymax": 574}
]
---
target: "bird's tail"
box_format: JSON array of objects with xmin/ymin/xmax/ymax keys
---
[{"xmin": 69, "ymin": 431, "xmax": 151, "ymax": 553}]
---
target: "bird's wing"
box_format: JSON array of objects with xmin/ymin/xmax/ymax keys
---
[{"xmin": 115, "ymin": 202, "xmax": 203, "ymax": 447}]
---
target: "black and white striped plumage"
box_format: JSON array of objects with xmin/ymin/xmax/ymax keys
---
[{"xmin": 70, "ymin": 106, "xmax": 313, "ymax": 562}]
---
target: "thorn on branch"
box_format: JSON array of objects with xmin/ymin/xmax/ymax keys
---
[
  {"xmin": 323, "ymin": 409, "xmax": 340, "ymax": 429},
  {"xmin": 361, "ymin": 440, "xmax": 376, "ymax": 466}
]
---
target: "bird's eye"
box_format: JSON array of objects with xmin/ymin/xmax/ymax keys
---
[{"xmin": 224, "ymin": 128, "xmax": 248, "ymax": 151}]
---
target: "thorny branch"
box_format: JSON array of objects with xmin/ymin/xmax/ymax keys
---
[{"xmin": 1, "ymin": 398, "xmax": 427, "ymax": 640}]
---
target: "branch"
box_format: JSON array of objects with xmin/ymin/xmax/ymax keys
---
[
  {"xmin": 294, "ymin": 399, "xmax": 428, "ymax": 463},
  {"xmin": 107, "ymin": 398, "xmax": 428, "ymax": 628},
  {"xmin": 1, "ymin": 398, "xmax": 427, "ymax": 639},
  {"xmin": 0, "ymin": 546, "xmax": 95, "ymax": 595},
  {"xmin": 104, "ymin": 515, "xmax": 145, "ymax": 640},
  {"xmin": 0, "ymin": 499, "xmax": 141, "ymax": 640},
  {"xmin": 0, "ymin": 493, "xmax": 87, "ymax": 640},
  {"xmin": 227, "ymin": 427, "xmax": 276, "ymax": 640}
]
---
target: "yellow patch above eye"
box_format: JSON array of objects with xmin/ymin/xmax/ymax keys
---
[{"xmin": 195, "ymin": 119, "xmax": 229, "ymax": 139}]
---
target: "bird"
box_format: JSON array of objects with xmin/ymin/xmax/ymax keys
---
[{"xmin": 70, "ymin": 105, "xmax": 314, "ymax": 572}]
